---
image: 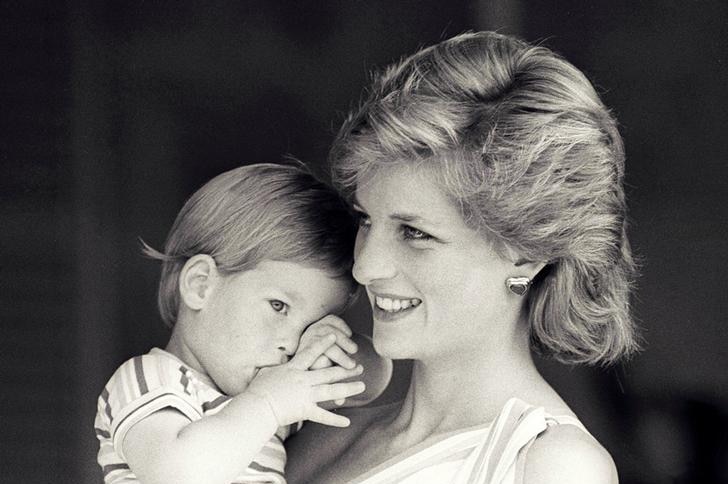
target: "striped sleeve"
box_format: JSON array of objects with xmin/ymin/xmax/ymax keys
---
[{"xmin": 98, "ymin": 354, "xmax": 203, "ymax": 461}]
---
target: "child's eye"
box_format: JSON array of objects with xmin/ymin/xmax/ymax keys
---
[
  {"xmin": 403, "ymin": 225, "xmax": 433, "ymax": 241},
  {"xmin": 269, "ymin": 300, "xmax": 289, "ymax": 315}
]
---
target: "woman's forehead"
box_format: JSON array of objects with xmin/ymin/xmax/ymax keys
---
[{"xmin": 354, "ymin": 163, "xmax": 462, "ymax": 223}]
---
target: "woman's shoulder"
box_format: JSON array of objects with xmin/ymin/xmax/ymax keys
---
[{"xmin": 523, "ymin": 423, "xmax": 618, "ymax": 484}]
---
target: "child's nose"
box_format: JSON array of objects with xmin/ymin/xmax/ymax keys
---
[
  {"xmin": 278, "ymin": 335, "xmax": 300, "ymax": 357},
  {"xmin": 276, "ymin": 349, "xmax": 291, "ymax": 363}
]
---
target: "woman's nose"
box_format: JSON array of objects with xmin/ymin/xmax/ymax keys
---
[{"xmin": 352, "ymin": 230, "xmax": 397, "ymax": 285}]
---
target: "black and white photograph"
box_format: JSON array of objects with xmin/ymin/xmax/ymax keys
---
[{"xmin": 2, "ymin": 1, "xmax": 727, "ymax": 483}]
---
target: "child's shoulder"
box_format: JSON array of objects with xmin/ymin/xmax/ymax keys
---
[
  {"xmin": 104, "ymin": 348, "xmax": 184, "ymax": 388},
  {"xmin": 96, "ymin": 348, "xmax": 209, "ymax": 439},
  {"xmin": 98, "ymin": 348, "xmax": 197, "ymax": 419}
]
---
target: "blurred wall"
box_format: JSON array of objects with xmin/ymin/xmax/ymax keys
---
[{"xmin": 2, "ymin": 1, "xmax": 727, "ymax": 483}]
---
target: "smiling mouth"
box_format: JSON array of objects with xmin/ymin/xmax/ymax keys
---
[{"xmin": 374, "ymin": 296, "xmax": 422, "ymax": 313}]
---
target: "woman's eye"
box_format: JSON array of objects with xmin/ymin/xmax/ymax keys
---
[
  {"xmin": 356, "ymin": 212, "xmax": 371, "ymax": 229},
  {"xmin": 403, "ymin": 225, "xmax": 432, "ymax": 241},
  {"xmin": 269, "ymin": 300, "xmax": 289, "ymax": 315}
]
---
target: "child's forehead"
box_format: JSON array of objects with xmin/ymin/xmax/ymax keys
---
[{"xmin": 239, "ymin": 259, "xmax": 353, "ymax": 299}]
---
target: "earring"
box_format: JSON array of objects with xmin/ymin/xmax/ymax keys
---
[{"xmin": 506, "ymin": 276, "xmax": 531, "ymax": 296}]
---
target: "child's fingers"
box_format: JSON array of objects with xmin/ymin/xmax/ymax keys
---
[
  {"xmin": 306, "ymin": 407, "xmax": 351, "ymax": 428},
  {"xmin": 323, "ymin": 345, "xmax": 357, "ymax": 369},
  {"xmin": 332, "ymin": 330, "xmax": 358, "ymax": 355},
  {"xmin": 315, "ymin": 315, "xmax": 353, "ymax": 337},
  {"xmin": 290, "ymin": 334, "xmax": 336, "ymax": 369},
  {"xmin": 312, "ymin": 381, "xmax": 366, "ymax": 403},
  {"xmin": 309, "ymin": 364, "xmax": 363, "ymax": 385},
  {"xmin": 305, "ymin": 326, "xmax": 358, "ymax": 355},
  {"xmin": 309, "ymin": 354, "xmax": 333, "ymax": 370}
]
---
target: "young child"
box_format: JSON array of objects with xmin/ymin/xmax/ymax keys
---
[{"xmin": 94, "ymin": 163, "xmax": 391, "ymax": 484}]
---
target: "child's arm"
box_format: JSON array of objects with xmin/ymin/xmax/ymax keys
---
[
  {"xmin": 122, "ymin": 335, "xmax": 364, "ymax": 484},
  {"xmin": 300, "ymin": 316, "xmax": 393, "ymax": 408}
]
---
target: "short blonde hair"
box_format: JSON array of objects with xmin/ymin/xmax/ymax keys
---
[
  {"xmin": 145, "ymin": 163, "xmax": 357, "ymax": 327},
  {"xmin": 331, "ymin": 31, "xmax": 639, "ymax": 365}
]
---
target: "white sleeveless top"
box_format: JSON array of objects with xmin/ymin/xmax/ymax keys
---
[{"xmin": 348, "ymin": 398, "xmax": 590, "ymax": 484}]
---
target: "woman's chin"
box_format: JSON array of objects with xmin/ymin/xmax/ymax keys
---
[{"xmin": 371, "ymin": 326, "xmax": 417, "ymax": 360}]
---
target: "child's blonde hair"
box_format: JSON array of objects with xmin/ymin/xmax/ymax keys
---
[{"xmin": 144, "ymin": 163, "xmax": 357, "ymax": 327}]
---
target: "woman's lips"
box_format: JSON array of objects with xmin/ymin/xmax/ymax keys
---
[{"xmin": 371, "ymin": 295, "xmax": 422, "ymax": 322}]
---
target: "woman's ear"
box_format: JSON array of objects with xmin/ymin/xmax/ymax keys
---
[
  {"xmin": 502, "ymin": 244, "xmax": 547, "ymax": 279},
  {"xmin": 513, "ymin": 258, "xmax": 547, "ymax": 280},
  {"xmin": 179, "ymin": 254, "xmax": 219, "ymax": 310}
]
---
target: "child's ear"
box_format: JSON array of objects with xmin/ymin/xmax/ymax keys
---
[{"xmin": 179, "ymin": 254, "xmax": 220, "ymax": 310}]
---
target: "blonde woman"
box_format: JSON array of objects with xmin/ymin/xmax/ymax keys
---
[{"xmin": 286, "ymin": 31, "xmax": 638, "ymax": 484}]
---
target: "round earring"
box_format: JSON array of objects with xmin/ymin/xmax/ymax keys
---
[{"xmin": 506, "ymin": 276, "xmax": 531, "ymax": 296}]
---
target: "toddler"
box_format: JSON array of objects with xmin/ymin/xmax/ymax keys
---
[{"xmin": 94, "ymin": 163, "xmax": 391, "ymax": 484}]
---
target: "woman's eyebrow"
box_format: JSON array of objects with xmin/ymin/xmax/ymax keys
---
[
  {"xmin": 353, "ymin": 195, "xmax": 441, "ymax": 226},
  {"xmin": 393, "ymin": 211, "xmax": 448, "ymax": 228},
  {"xmin": 391, "ymin": 212, "xmax": 424, "ymax": 223}
]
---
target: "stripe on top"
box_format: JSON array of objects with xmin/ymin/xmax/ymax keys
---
[
  {"xmin": 349, "ymin": 397, "xmax": 590, "ymax": 484},
  {"xmin": 248, "ymin": 461, "xmax": 285, "ymax": 477},
  {"xmin": 94, "ymin": 347, "xmax": 297, "ymax": 484},
  {"xmin": 202, "ymin": 394, "xmax": 230, "ymax": 412},
  {"xmin": 102, "ymin": 388, "xmax": 113, "ymax": 421},
  {"xmin": 133, "ymin": 356, "xmax": 148, "ymax": 395},
  {"xmin": 102, "ymin": 463, "xmax": 130, "ymax": 476}
]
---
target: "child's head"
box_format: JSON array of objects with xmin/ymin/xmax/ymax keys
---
[{"xmin": 145, "ymin": 163, "xmax": 358, "ymax": 328}]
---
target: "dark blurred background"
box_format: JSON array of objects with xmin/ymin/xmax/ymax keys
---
[{"xmin": 2, "ymin": 1, "xmax": 727, "ymax": 483}]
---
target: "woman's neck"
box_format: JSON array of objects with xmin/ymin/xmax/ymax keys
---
[{"xmin": 385, "ymin": 319, "xmax": 546, "ymax": 446}]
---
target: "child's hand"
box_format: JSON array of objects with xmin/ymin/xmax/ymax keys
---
[
  {"xmin": 300, "ymin": 315, "xmax": 358, "ymax": 370},
  {"xmin": 246, "ymin": 334, "xmax": 365, "ymax": 428}
]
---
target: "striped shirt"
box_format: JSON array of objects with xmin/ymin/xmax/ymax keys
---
[
  {"xmin": 348, "ymin": 398, "xmax": 591, "ymax": 484},
  {"xmin": 95, "ymin": 348, "xmax": 297, "ymax": 484}
]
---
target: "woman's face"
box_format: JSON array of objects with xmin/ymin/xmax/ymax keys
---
[{"xmin": 352, "ymin": 163, "xmax": 523, "ymax": 361}]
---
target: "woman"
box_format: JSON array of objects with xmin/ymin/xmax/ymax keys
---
[{"xmin": 286, "ymin": 31, "xmax": 638, "ymax": 484}]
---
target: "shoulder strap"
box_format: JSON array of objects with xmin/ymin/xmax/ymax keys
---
[
  {"xmin": 464, "ymin": 399, "xmax": 594, "ymax": 484},
  {"xmin": 466, "ymin": 398, "xmax": 548, "ymax": 484},
  {"xmin": 544, "ymin": 414, "xmax": 590, "ymax": 435}
]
